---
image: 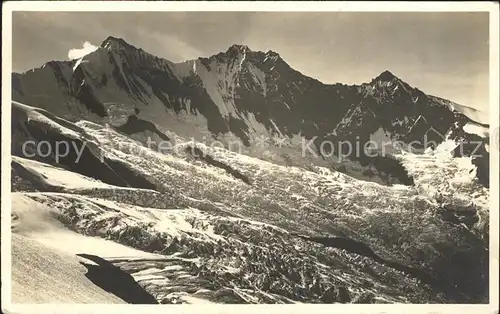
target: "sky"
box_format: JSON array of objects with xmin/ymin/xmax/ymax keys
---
[{"xmin": 12, "ymin": 11, "xmax": 489, "ymax": 113}]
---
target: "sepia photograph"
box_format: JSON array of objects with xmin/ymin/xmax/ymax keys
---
[{"xmin": 1, "ymin": 2, "xmax": 499, "ymax": 313}]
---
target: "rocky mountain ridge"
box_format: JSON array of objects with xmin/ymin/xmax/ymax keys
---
[{"xmin": 12, "ymin": 36, "xmax": 490, "ymax": 185}]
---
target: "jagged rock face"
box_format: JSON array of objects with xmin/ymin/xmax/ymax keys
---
[{"xmin": 11, "ymin": 36, "xmax": 489, "ymax": 186}]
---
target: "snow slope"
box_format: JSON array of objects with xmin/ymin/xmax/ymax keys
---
[
  {"xmin": 11, "ymin": 193, "xmax": 161, "ymax": 303},
  {"xmin": 12, "ymin": 234, "xmax": 125, "ymax": 304}
]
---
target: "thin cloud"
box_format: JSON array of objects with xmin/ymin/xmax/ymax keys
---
[{"xmin": 68, "ymin": 41, "xmax": 98, "ymax": 60}]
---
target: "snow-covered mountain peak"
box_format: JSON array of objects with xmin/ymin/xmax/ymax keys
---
[
  {"xmin": 100, "ymin": 36, "xmax": 132, "ymax": 51},
  {"xmin": 360, "ymin": 69, "xmax": 419, "ymax": 102},
  {"xmin": 207, "ymin": 45, "xmax": 284, "ymax": 70},
  {"xmin": 265, "ymin": 49, "xmax": 281, "ymax": 59},
  {"xmin": 227, "ymin": 44, "xmax": 252, "ymax": 54},
  {"xmin": 374, "ymin": 70, "xmax": 398, "ymax": 82}
]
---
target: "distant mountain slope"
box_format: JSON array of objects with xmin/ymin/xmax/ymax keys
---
[{"xmin": 11, "ymin": 36, "xmax": 489, "ymax": 185}]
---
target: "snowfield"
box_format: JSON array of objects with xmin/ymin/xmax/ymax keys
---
[{"xmin": 9, "ymin": 102, "xmax": 490, "ymax": 304}]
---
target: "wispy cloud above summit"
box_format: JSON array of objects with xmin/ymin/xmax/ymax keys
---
[{"xmin": 68, "ymin": 41, "xmax": 98, "ymax": 60}]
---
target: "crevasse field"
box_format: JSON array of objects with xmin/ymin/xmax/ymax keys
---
[{"xmin": 10, "ymin": 102, "xmax": 489, "ymax": 304}]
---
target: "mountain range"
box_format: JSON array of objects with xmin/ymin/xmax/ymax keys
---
[
  {"xmin": 9, "ymin": 36, "xmax": 491, "ymax": 304},
  {"xmin": 12, "ymin": 37, "xmax": 488, "ymax": 138},
  {"xmin": 12, "ymin": 36, "xmax": 489, "ymax": 185}
]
